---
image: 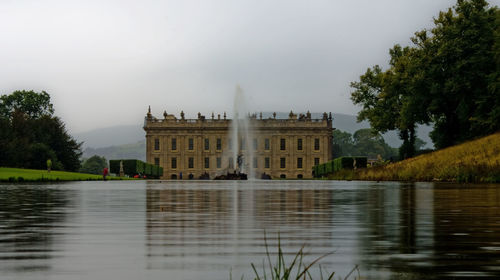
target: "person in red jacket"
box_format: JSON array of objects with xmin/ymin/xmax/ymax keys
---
[{"xmin": 103, "ymin": 167, "xmax": 109, "ymax": 180}]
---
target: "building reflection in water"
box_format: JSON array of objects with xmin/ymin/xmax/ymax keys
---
[
  {"xmin": 145, "ymin": 181, "xmax": 500, "ymax": 279},
  {"xmin": 0, "ymin": 185, "xmax": 71, "ymax": 274},
  {"xmin": 145, "ymin": 181, "xmax": 339, "ymax": 277}
]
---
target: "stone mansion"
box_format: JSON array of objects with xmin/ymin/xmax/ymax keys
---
[{"xmin": 144, "ymin": 108, "xmax": 333, "ymax": 179}]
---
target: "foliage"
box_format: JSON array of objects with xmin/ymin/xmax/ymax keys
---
[
  {"xmin": 351, "ymin": 0, "xmax": 499, "ymax": 154},
  {"xmin": 338, "ymin": 132, "xmax": 500, "ymax": 183},
  {"xmin": 313, "ymin": 157, "xmax": 367, "ymax": 178},
  {"xmin": 333, "ymin": 129, "xmax": 398, "ymax": 160},
  {"xmin": 109, "ymin": 159, "xmax": 163, "ymax": 178},
  {"xmin": 0, "ymin": 90, "xmax": 54, "ymax": 120},
  {"xmin": 332, "ymin": 130, "xmax": 356, "ymax": 158},
  {"xmin": 333, "ymin": 157, "xmax": 367, "ymax": 172},
  {"xmin": 80, "ymin": 155, "xmax": 108, "ymax": 175},
  {"xmin": 0, "ymin": 90, "xmax": 82, "ymax": 171},
  {"xmin": 0, "ymin": 167, "xmax": 130, "ymax": 182},
  {"xmin": 233, "ymin": 233, "xmax": 359, "ymax": 280}
]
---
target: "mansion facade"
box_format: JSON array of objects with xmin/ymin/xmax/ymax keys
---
[{"xmin": 144, "ymin": 108, "xmax": 333, "ymax": 179}]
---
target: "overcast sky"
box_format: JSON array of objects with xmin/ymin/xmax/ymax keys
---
[{"xmin": 1, "ymin": 0, "xmax": 498, "ymax": 133}]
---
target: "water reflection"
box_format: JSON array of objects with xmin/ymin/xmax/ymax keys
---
[
  {"xmin": 146, "ymin": 181, "xmax": 500, "ymax": 279},
  {"xmin": 1, "ymin": 181, "xmax": 500, "ymax": 279},
  {"xmin": 357, "ymin": 183, "xmax": 500, "ymax": 279},
  {"xmin": 432, "ymin": 185, "xmax": 500, "ymax": 279},
  {"xmin": 145, "ymin": 181, "xmax": 342, "ymax": 278},
  {"xmin": 0, "ymin": 184, "xmax": 72, "ymax": 273}
]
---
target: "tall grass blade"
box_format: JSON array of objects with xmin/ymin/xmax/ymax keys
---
[
  {"xmin": 251, "ymin": 263, "xmax": 261, "ymax": 280},
  {"xmin": 343, "ymin": 264, "xmax": 358, "ymax": 280}
]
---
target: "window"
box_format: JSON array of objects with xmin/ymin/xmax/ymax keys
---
[
  {"xmin": 314, "ymin": 138, "xmax": 320, "ymax": 150},
  {"xmin": 265, "ymin": 138, "xmax": 270, "ymax": 150},
  {"xmin": 297, "ymin": 158, "xmax": 303, "ymax": 169},
  {"xmin": 314, "ymin": 158, "xmax": 320, "ymax": 166},
  {"xmin": 154, "ymin": 157, "xmax": 160, "ymax": 166},
  {"xmin": 228, "ymin": 157, "xmax": 234, "ymax": 169},
  {"xmin": 228, "ymin": 138, "xmax": 232, "ymax": 150},
  {"xmin": 280, "ymin": 138, "xmax": 286, "ymax": 150},
  {"xmin": 265, "ymin": 157, "xmax": 270, "ymax": 169},
  {"xmin": 204, "ymin": 138, "xmax": 210, "ymax": 150},
  {"xmin": 280, "ymin": 157, "xmax": 286, "ymax": 168},
  {"xmin": 253, "ymin": 138, "xmax": 258, "ymax": 150},
  {"xmin": 171, "ymin": 157, "xmax": 177, "ymax": 169},
  {"xmin": 154, "ymin": 138, "xmax": 160, "ymax": 150},
  {"xmin": 253, "ymin": 157, "xmax": 258, "ymax": 168},
  {"xmin": 280, "ymin": 174, "xmax": 286, "ymax": 179},
  {"xmin": 297, "ymin": 139, "xmax": 303, "ymax": 150},
  {"xmin": 216, "ymin": 138, "xmax": 222, "ymax": 150},
  {"xmin": 172, "ymin": 138, "xmax": 177, "ymax": 150},
  {"xmin": 216, "ymin": 157, "xmax": 221, "ymax": 168},
  {"xmin": 204, "ymin": 157, "xmax": 210, "ymax": 168},
  {"xmin": 188, "ymin": 138, "xmax": 194, "ymax": 150},
  {"xmin": 188, "ymin": 157, "xmax": 194, "ymax": 169}
]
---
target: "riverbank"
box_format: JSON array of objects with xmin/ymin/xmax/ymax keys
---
[
  {"xmin": 330, "ymin": 132, "xmax": 500, "ymax": 183},
  {"xmin": 0, "ymin": 167, "xmax": 130, "ymax": 182}
]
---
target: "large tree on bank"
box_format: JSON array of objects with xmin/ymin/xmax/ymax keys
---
[
  {"xmin": 351, "ymin": 0, "xmax": 499, "ymax": 156},
  {"xmin": 0, "ymin": 90, "xmax": 82, "ymax": 171}
]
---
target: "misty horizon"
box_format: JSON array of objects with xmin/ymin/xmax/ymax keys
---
[{"xmin": 2, "ymin": 0, "xmax": 498, "ymax": 134}]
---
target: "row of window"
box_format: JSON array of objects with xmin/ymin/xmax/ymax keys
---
[
  {"xmin": 155, "ymin": 157, "xmax": 321, "ymax": 169},
  {"xmin": 154, "ymin": 138, "xmax": 321, "ymax": 151}
]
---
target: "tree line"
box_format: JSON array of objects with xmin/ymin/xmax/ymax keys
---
[
  {"xmin": 351, "ymin": 0, "xmax": 499, "ymax": 159},
  {"xmin": 0, "ymin": 90, "xmax": 81, "ymax": 171}
]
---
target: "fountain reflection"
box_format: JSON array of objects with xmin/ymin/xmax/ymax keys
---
[
  {"xmin": 145, "ymin": 181, "xmax": 500, "ymax": 279},
  {"xmin": 144, "ymin": 182, "xmax": 338, "ymax": 277}
]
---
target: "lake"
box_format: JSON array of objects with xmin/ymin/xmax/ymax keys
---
[{"xmin": 1, "ymin": 180, "xmax": 499, "ymax": 279}]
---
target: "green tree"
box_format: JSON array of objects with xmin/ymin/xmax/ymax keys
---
[
  {"xmin": 332, "ymin": 129, "xmax": 398, "ymax": 160},
  {"xmin": 417, "ymin": 0, "xmax": 499, "ymax": 148},
  {"xmin": 80, "ymin": 155, "xmax": 108, "ymax": 175},
  {"xmin": 352, "ymin": 129, "xmax": 398, "ymax": 160},
  {"xmin": 351, "ymin": 46, "xmax": 425, "ymax": 159},
  {"xmin": 0, "ymin": 90, "xmax": 54, "ymax": 120},
  {"xmin": 0, "ymin": 90, "xmax": 82, "ymax": 171},
  {"xmin": 332, "ymin": 130, "xmax": 355, "ymax": 158},
  {"xmin": 351, "ymin": 0, "xmax": 499, "ymax": 153}
]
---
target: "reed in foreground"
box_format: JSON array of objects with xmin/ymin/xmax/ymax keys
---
[{"xmin": 232, "ymin": 234, "xmax": 360, "ymax": 280}]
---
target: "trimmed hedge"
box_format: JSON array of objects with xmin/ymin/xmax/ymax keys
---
[
  {"xmin": 109, "ymin": 159, "xmax": 163, "ymax": 178},
  {"xmin": 333, "ymin": 157, "xmax": 367, "ymax": 172},
  {"xmin": 313, "ymin": 157, "xmax": 367, "ymax": 178}
]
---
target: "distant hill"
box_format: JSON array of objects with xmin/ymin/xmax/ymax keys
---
[
  {"xmin": 82, "ymin": 141, "xmax": 146, "ymax": 162},
  {"xmin": 74, "ymin": 125, "xmax": 145, "ymax": 149},
  {"xmin": 76, "ymin": 112, "xmax": 433, "ymax": 161}
]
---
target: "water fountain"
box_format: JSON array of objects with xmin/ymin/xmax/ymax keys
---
[{"xmin": 215, "ymin": 85, "xmax": 254, "ymax": 180}]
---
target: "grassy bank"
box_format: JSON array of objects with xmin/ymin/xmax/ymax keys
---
[
  {"xmin": 0, "ymin": 167, "xmax": 129, "ymax": 182},
  {"xmin": 331, "ymin": 132, "xmax": 500, "ymax": 183}
]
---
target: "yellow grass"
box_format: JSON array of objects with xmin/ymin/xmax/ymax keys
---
[{"xmin": 333, "ymin": 132, "xmax": 500, "ymax": 183}]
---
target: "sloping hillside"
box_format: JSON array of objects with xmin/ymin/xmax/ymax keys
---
[
  {"xmin": 82, "ymin": 141, "xmax": 146, "ymax": 161},
  {"xmin": 345, "ymin": 132, "xmax": 500, "ymax": 183}
]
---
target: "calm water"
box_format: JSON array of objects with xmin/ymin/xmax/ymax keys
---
[{"xmin": 1, "ymin": 180, "xmax": 500, "ymax": 280}]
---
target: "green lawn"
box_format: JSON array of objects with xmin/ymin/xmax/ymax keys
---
[{"xmin": 0, "ymin": 167, "xmax": 130, "ymax": 182}]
